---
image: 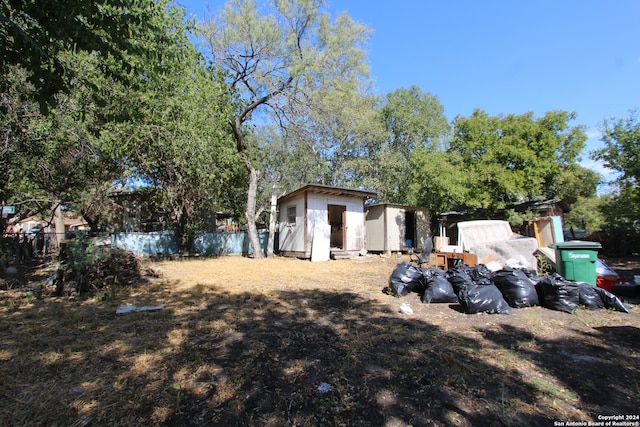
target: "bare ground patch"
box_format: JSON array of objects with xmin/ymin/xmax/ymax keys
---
[{"xmin": 1, "ymin": 254, "xmax": 639, "ymax": 426}]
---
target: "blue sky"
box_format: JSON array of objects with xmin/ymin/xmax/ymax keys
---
[{"xmin": 180, "ymin": 0, "xmax": 640, "ymax": 183}]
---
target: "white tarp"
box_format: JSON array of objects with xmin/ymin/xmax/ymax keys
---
[{"xmin": 457, "ymin": 220, "xmax": 538, "ymax": 270}]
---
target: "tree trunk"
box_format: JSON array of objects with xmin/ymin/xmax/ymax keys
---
[
  {"xmin": 243, "ymin": 154, "xmax": 263, "ymax": 259},
  {"xmin": 53, "ymin": 203, "xmax": 65, "ymax": 249},
  {"xmin": 267, "ymin": 182, "xmax": 278, "ymax": 257}
]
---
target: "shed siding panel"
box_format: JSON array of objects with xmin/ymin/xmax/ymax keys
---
[
  {"xmin": 278, "ymin": 196, "xmax": 306, "ymax": 253},
  {"xmin": 307, "ymin": 194, "xmax": 366, "ymax": 251},
  {"xmin": 365, "ymin": 205, "xmax": 386, "ymax": 251},
  {"xmin": 386, "ymin": 206, "xmax": 404, "ymax": 251}
]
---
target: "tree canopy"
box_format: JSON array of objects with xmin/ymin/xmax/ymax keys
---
[
  {"xmin": 590, "ymin": 110, "xmax": 640, "ymax": 254},
  {"xmin": 408, "ymin": 109, "xmax": 590, "ymax": 215},
  {"xmin": 1, "ymin": 1, "xmax": 241, "ymax": 246},
  {"xmin": 1, "ymin": 0, "xmax": 170, "ymax": 110},
  {"xmin": 593, "ymin": 110, "xmax": 640, "ymax": 189}
]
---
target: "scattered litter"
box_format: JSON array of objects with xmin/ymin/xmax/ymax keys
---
[
  {"xmin": 116, "ymin": 304, "xmax": 164, "ymax": 314},
  {"xmin": 4, "ymin": 266, "xmax": 17, "ymax": 275},
  {"xmin": 399, "ymin": 302, "xmax": 413, "ymax": 315},
  {"xmin": 69, "ymin": 386, "xmax": 86, "ymax": 395},
  {"xmin": 301, "ymin": 300, "xmax": 308, "ymax": 305},
  {"xmin": 317, "ymin": 382, "xmax": 332, "ymax": 393}
]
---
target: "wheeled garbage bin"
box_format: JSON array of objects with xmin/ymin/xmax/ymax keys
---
[{"xmin": 550, "ymin": 241, "xmax": 601, "ymax": 286}]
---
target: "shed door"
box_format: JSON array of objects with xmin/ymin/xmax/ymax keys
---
[
  {"xmin": 405, "ymin": 211, "xmax": 416, "ymax": 249},
  {"xmin": 328, "ymin": 204, "xmax": 346, "ymax": 249}
]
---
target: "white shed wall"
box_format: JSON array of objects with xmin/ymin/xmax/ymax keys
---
[
  {"xmin": 306, "ymin": 194, "xmax": 366, "ymax": 251},
  {"xmin": 278, "ymin": 196, "xmax": 306, "ymax": 253}
]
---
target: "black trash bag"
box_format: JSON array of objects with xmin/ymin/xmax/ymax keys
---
[
  {"xmin": 421, "ymin": 268, "xmax": 458, "ymax": 303},
  {"xmin": 470, "ymin": 263, "xmax": 494, "ymax": 286},
  {"xmin": 388, "ymin": 262, "xmax": 426, "ymax": 297},
  {"xmin": 492, "ymin": 268, "xmax": 539, "ymax": 308},
  {"xmin": 457, "ymin": 283, "xmax": 512, "ymax": 314},
  {"xmin": 578, "ymin": 282, "xmax": 605, "ymax": 310},
  {"xmin": 536, "ymin": 274, "xmax": 580, "ymax": 313},
  {"xmin": 447, "ymin": 264, "xmax": 474, "ymax": 296},
  {"xmin": 594, "ymin": 286, "xmax": 629, "ymax": 313}
]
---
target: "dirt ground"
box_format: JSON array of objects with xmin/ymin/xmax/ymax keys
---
[{"xmin": 1, "ymin": 253, "xmax": 640, "ymax": 426}]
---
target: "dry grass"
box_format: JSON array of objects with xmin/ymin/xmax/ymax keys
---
[{"xmin": 1, "ymin": 254, "xmax": 639, "ymax": 426}]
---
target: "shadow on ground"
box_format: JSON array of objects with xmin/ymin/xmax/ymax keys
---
[{"xmin": 1, "ymin": 282, "xmax": 639, "ymax": 426}]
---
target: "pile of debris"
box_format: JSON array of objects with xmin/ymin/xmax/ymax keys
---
[
  {"xmin": 388, "ymin": 262, "xmax": 629, "ymax": 315},
  {"xmin": 53, "ymin": 247, "xmax": 149, "ymax": 297}
]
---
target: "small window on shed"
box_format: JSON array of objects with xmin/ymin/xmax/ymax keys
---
[{"xmin": 287, "ymin": 206, "xmax": 297, "ymax": 224}]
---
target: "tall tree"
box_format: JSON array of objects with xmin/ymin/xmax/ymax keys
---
[
  {"xmin": 447, "ymin": 109, "xmax": 586, "ymax": 210},
  {"xmin": 591, "ymin": 110, "xmax": 640, "ymax": 254},
  {"xmin": 592, "ymin": 110, "xmax": 640, "ymax": 189},
  {"xmin": 199, "ymin": 0, "xmax": 371, "ymax": 258},
  {"xmin": 98, "ymin": 6, "xmax": 242, "ymax": 249},
  {"xmin": 1, "ymin": 0, "xmax": 176, "ymax": 220},
  {"xmin": 2, "ymin": 2, "xmax": 241, "ymax": 249},
  {"xmin": 407, "ymin": 149, "xmax": 470, "ymax": 216},
  {"xmin": 377, "ymin": 86, "xmax": 449, "ymax": 203}
]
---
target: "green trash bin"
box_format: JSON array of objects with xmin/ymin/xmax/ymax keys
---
[{"xmin": 550, "ymin": 241, "xmax": 601, "ymax": 285}]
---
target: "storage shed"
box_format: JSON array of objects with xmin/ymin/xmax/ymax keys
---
[
  {"xmin": 277, "ymin": 184, "xmax": 377, "ymax": 261},
  {"xmin": 365, "ymin": 204, "xmax": 431, "ymax": 253}
]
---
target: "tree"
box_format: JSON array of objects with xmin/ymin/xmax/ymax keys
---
[
  {"xmin": 407, "ymin": 149, "xmax": 470, "ymax": 216},
  {"xmin": 562, "ymin": 195, "xmax": 604, "ymax": 231},
  {"xmin": 2, "ymin": 2, "xmax": 241, "ymax": 250},
  {"xmin": 199, "ymin": 0, "xmax": 371, "ymax": 258},
  {"xmin": 544, "ymin": 164, "xmax": 601, "ymax": 212},
  {"xmin": 1, "ymin": 54, "xmax": 115, "ymax": 234},
  {"xmin": 377, "ymin": 86, "xmax": 449, "ymax": 203},
  {"xmin": 1, "ymin": 0, "xmax": 169, "ymax": 110},
  {"xmin": 0, "ymin": 0, "xmax": 179, "ymax": 222},
  {"xmin": 97, "ymin": 7, "xmax": 242, "ymax": 249},
  {"xmin": 447, "ymin": 109, "xmax": 587, "ymax": 211},
  {"xmin": 591, "ymin": 110, "xmax": 640, "ymax": 255},
  {"xmin": 592, "ymin": 110, "xmax": 640, "ymax": 189}
]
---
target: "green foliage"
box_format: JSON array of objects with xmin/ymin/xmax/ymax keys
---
[
  {"xmin": 589, "ymin": 110, "xmax": 640, "ymax": 254},
  {"xmin": 407, "ymin": 149, "xmax": 470, "ymax": 215},
  {"xmin": 545, "ymin": 164, "xmax": 601, "ymax": 212},
  {"xmin": 593, "ymin": 110, "xmax": 640, "ymax": 187},
  {"xmin": 446, "ymin": 109, "xmax": 587, "ymax": 210},
  {"xmin": 2, "ymin": 2, "xmax": 241, "ymax": 249},
  {"xmin": 200, "ymin": 0, "xmax": 373, "ymax": 257},
  {"xmin": 1, "ymin": 0, "xmax": 171, "ymax": 110},
  {"xmin": 376, "ymin": 87, "xmax": 450, "ymax": 203},
  {"xmin": 382, "ymin": 86, "xmax": 450, "ymax": 155},
  {"xmin": 63, "ymin": 233, "xmax": 108, "ymax": 278},
  {"xmin": 562, "ymin": 196, "xmax": 604, "ymax": 230},
  {"xmin": 595, "ymin": 188, "xmax": 640, "ymax": 256},
  {"xmin": 505, "ymin": 209, "xmax": 537, "ymax": 228}
]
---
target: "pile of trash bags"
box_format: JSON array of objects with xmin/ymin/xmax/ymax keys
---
[{"xmin": 388, "ymin": 262, "xmax": 629, "ymax": 315}]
